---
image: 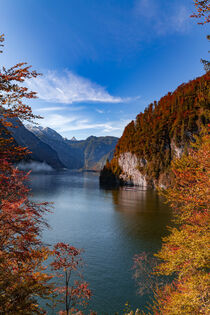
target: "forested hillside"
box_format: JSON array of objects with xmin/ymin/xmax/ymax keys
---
[{"xmin": 100, "ymin": 72, "xmax": 210, "ymax": 187}]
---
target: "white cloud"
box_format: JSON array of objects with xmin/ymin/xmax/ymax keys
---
[
  {"xmin": 96, "ymin": 108, "xmax": 104, "ymax": 114},
  {"xmin": 40, "ymin": 114, "xmax": 78, "ymax": 129},
  {"xmin": 37, "ymin": 106, "xmax": 67, "ymax": 112},
  {"xmin": 59, "ymin": 121, "xmax": 121, "ymax": 133},
  {"xmin": 133, "ymin": 0, "xmax": 190, "ymax": 35},
  {"xmin": 37, "ymin": 112, "xmax": 129, "ymax": 136},
  {"xmin": 26, "ymin": 70, "xmax": 126, "ymax": 104},
  {"xmin": 171, "ymin": 6, "xmax": 189, "ymax": 32},
  {"xmin": 134, "ymin": 0, "xmax": 157, "ymax": 19},
  {"xmin": 36, "ymin": 105, "xmax": 85, "ymax": 112}
]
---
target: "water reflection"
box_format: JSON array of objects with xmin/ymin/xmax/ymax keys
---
[
  {"xmin": 29, "ymin": 171, "xmax": 171, "ymax": 314},
  {"xmin": 103, "ymin": 187, "xmax": 171, "ymax": 247}
]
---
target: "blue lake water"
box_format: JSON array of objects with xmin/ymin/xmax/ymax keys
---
[{"xmin": 30, "ymin": 171, "xmax": 171, "ymax": 314}]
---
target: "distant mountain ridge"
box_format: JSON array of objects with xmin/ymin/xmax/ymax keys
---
[
  {"xmin": 25, "ymin": 125, "xmax": 118, "ymax": 170},
  {"xmin": 6, "ymin": 120, "xmax": 65, "ymax": 169}
]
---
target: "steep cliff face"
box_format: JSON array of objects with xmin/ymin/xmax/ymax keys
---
[
  {"xmin": 118, "ymin": 153, "xmax": 148, "ymax": 187},
  {"xmin": 117, "ymin": 141, "xmax": 185, "ymax": 188},
  {"xmin": 115, "ymin": 152, "xmax": 173, "ymax": 188},
  {"xmin": 100, "ymin": 72, "xmax": 210, "ymax": 188}
]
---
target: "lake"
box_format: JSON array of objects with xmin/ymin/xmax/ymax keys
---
[{"xmin": 29, "ymin": 170, "xmax": 171, "ymax": 314}]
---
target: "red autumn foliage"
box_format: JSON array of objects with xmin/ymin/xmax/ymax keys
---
[
  {"xmin": 0, "ymin": 34, "xmax": 92, "ymax": 313},
  {"xmin": 101, "ymin": 72, "xmax": 209, "ymax": 187},
  {"xmin": 191, "ymin": 0, "xmax": 210, "ymax": 24},
  {"xmin": 51, "ymin": 243, "xmax": 92, "ymax": 315}
]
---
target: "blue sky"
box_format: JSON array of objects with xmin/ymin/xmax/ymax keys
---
[{"xmin": 1, "ymin": 0, "xmax": 209, "ymax": 139}]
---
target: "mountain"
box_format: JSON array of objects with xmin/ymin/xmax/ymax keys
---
[
  {"xmin": 67, "ymin": 135, "xmax": 118, "ymax": 170},
  {"xmin": 7, "ymin": 120, "xmax": 64, "ymax": 169},
  {"xmin": 26, "ymin": 126, "xmax": 118, "ymax": 170},
  {"xmin": 26, "ymin": 125, "xmax": 82, "ymax": 169},
  {"xmin": 100, "ymin": 72, "xmax": 210, "ymax": 188}
]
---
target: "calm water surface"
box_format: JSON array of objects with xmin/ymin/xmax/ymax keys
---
[{"xmin": 30, "ymin": 171, "xmax": 171, "ymax": 314}]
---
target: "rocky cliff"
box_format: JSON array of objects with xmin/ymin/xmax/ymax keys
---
[
  {"xmin": 100, "ymin": 72, "xmax": 210, "ymax": 188},
  {"xmin": 118, "ymin": 152, "xmax": 148, "ymax": 187}
]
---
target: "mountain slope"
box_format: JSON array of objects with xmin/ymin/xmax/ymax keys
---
[
  {"xmin": 27, "ymin": 126, "xmax": 118, "ymax": 170},
  {"xmin": 79, "ymin": 136, "xmax": 118, "ymax": 170},
  {"xmin": 100, "ymin": 72, "xmax": 210, "ymax": 188},
  {"xmin": 26, "ymin": 125, "xmax": 83, "ymax": 169},
  {"xmin": 8, "ymin": 120, "xmax": 64, "ymax": 169}
]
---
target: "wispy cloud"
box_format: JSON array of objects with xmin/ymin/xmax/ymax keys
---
[
  {"xmin": 38, "ymin": 112, "xmax": 129, "ymax": 136},
  {"xmin": 59, "ymin": 120, "xmax": 125, "ymax": 133},
  {"xmin": 26, "ymin": 70, "xmax": 127, "ymax": 104},
  {"xmin": 36, "ymin": 105, "xmax": 85, "ymax": 112},
  {"xmin": 96, "ymin": 108, "xmax": 104, "ymax": 114},
  {"xmin": 40, "ymin": 114, "xmax": 79, "ymax": 129},
  {"xmin": 134, "ymin": 0, "xmax": 157, "ymax": 19},
  {"xmin": 171, "ymin": 5, "xmax": 189, "ymax": 33},
  {"xmin": 133, "ymin": 0, "xmax": 190, "ymax": 35},
  {"xmin": 37, "ymin": 106, "xmax": 67, "ymax": 112}
]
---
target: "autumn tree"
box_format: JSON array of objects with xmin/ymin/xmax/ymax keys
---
[
  {"xmin": 0, "ymin": 34, "xmax": 42, "ymax": 169},
  {"xmin": 191, "ymin": 0, "xmax": 210, "ymax": 24},
  {"xmin": 191, "ymin": 0, "xmax": 210, "ymax": 71},
  {"xmin": 147, "ymin": 131, "xmax": 210, "ymax": 314},
  {"xmin": 132, "ymin": 131, "xmax": 209, "ymax": 314},
  {"xmin": 0, "ymin": 33, "xmax": 56, "ymax": 314},
  {"xmin": 50, "ymin": 243, "xmax": 92, "ymax": 315},
  {"xmin": 0, "ymin": 34, "xmax": 92, "ymax": 314},
  {"xmin": 0, "ymin": 168, "xmax": 53, "ymax": 314}
]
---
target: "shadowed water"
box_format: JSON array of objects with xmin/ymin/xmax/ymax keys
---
[{"xmin": 29, "ymin": 170, "xmax": 171, "ymax": 314}]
